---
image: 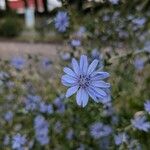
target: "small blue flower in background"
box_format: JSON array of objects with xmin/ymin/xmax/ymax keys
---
[
  {"xmin": 42, "ymin": 58, "xmax": 52, "ymax": 70},
  {"xmin": 91, "ymin": 48, "xmax": 101, "ymax": 60},
  {"xmin": 102, "ymin": 102, "xmax": 114, "ymax": 117},
  {"xmin": 34, "ymin": 115, "xmax": 49, "ymax": 145},
  {"xmin": 99, "ymin": 137, "xmax": 110, "ymax": 150},
  {"xmin": 25, "ymin": 95, "xmax": 41, "ymax": 112},
  {"xmin": 109, "ymin": 0, "xmax": 119, "ymax": 5},
  {"xmin": 47, "ymin": 104, "xmax": 54, "ymax": 114},
  {"xmin": 143, "ymin": 41, "xmax": 150, "ymax": 53},
  {"xmin": 144, "ymin": 100, "xmax": 150, "ymax": 114},
  {"xmin": 91, "ymin": 48, "xmax": 104, "ymax": 69},
  {"xmin": 90, "ymin": 122, "xmax": 112, "ymax": 139},
  {"xmin": 53, "ymin": 95, "xmax": 66, "ymax": 113},
  {"xmin": 76, "ymin": 26, "xmax": 86, "ymax": 37},
  {"xmin": 0, "ymin": 71, "xmax": 9, "ymax": 80},
  {"xmin": 4, "ymin": 111, "xmax": 14, "ymax": 123},
  {"xmin": 114, "ymin": 132, "xmax": 128, "ymax": 146},
  {"xmin": 54, "ymin": 11, "xmax": 69, "ymax": 32},
  {"xmin": 131, "ymin": 115, "xmax": 150, "ymax": 132},
  {"xmin": 134, "ymin": 57, "xmax": 144, "ymax": 71},
  {"xmin": 40, "ymin": 102, "xmax": 48, "ymax": 113},
  {"xmin": 76, "ymin": 144, "xmax": 85, "ymax": 150},
  {"xmin": 71, "ymin": 39, "xmax": 81, "ymax": 47},
  {"xmin": 3, "ymin": 135, "xmax": 10, "ymax": 145},
  {"xmin": 54, "ymin": 121, "xmax": 62, "ymax": 133},
  {"xmin": 39, "ymin": 102, "xmax": 54, "ymax": 114},
  {"xmin": 11, "ymin": 57, "xmax": 26, "ymax": 70},
  {"xmin": 62, "ymin": 55, "xmax": 110, "ymax": 107},
  {"xmin": 60, "ymin": 52, "xmax": 71, "ymax": 61},
  {"xmin": 66, "ymin": 129, "xmax": 74, "ymax": 140},
  {"xmin": 132, "ymin": 18, "xmax": 146, "ymax": 27},
  {"xmin": 12, "ymin": 133, "xmax": 27, "ymax": 150}
]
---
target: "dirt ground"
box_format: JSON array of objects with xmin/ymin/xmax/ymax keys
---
[{"xmin": 0, "ymin": 41, "xmax": 63, "ymax": 60}]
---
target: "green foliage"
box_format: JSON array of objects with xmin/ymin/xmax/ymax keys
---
[{"xmin": 0, "ymin": 17, "xmax": 23, "ymax": 38}]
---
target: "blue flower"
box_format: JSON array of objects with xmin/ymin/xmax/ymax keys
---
[
  {"xmin": 71, "ymin": 39, "xmax": 81, "ymax": 47},
  {"xmin": 42, "ymin": 58, "xmax": 52, "ymax": 70},
  {"xmin": 60, "ymin": 52, "xmax": 71, "ymax": 61},
  {"xmin": 34, "ymin": 115, "xmax": 49, "ymax": 145},
  {"xmin": 11, "ymin": 57, "xmax": 26, "ymax": 70},
  {"xmin": 132, "ymin": 18, "xmax": 146, "ymax": 27},
  {"xmin": 4, "ymin": 111, "xmax": 14, "ymax": 122},
  {"xmin": 39, "ymin": 102, "xmax": 48, "ymax": 113},
  {"xmin": 66, "ymin": 129, "xmax": 74, "ymax": 140},
  {"xmin": 109, "ymin": 0, "xmax": 119, "ymax": 4},
  {"xmin": 61, "ymin": 55, "xmax": 110, "ymax": 107},
  {"xmin": 131, "ymin": 116, "xmax": 150, "ymax": 132},
  {"xmin": 39, "ymin": 102, "xmax": 53, "ymax": 114},
  {"xmin": 144, "ymin": 100, "xmax": 150, "ymax": 114},
  {"xmin": 24, "ymin": 95, "xmax": 41, "ymax": 111},
  {"xmin": 47, "ymin": 104, "xmax": 54, "ymax": 114},
  {"xmin": 134, "ymin": 57, "xmax": 144, "ymax": 71},
  {"xmin": 143, "ymin": 41, "xmax": 150, "ymax": 53},
  {"xmin": 76, "ymin": 26, "xmax": 86, "ymax": 37},
  {"xmin": 53, "ymin": 95, "xmax": 66, "ymax": 113},
  {"xmin": 12, "ymin": 133, "xmax": 26, "ymax": 150},
  {"xmin": 54, "ymin": 121, "xmax": 62, "ymax": 133},
  {"xmin": 54, "ymin": 11, "xmax": 69, "ymax": 32},
  {"xmin": 90, "ymin": 122, "xmax": 112, "ymax": 139},
  {"xmin": 114, "ymin": 132, "xmax": 128, "ymax": 145}
]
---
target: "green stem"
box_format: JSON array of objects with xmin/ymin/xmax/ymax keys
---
[{"xmin": 108, "ymin": 50, "xmax": 148, "ymax": 63}]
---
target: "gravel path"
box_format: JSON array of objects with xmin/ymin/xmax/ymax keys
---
[{"xmin": 0, "ymin": 41, "xmax": 63, "ymax": 60}]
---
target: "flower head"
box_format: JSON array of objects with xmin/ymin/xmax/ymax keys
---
[
  {"xmin": 71, "ymin": 39, "xmax": 81, "ymax": 47},
  {"xmin": 76, "ymin": 26, "xmax": 86, "ymax": 37},
  {"xmin": 34, "ymin": 115, "xmax": 50, "ymax": 145},
  {"xmin": 42, "ymin": 58, "xmax": 52, "ymax": 70},
  {"xmin": 131, "ymin": 116, "xmax": 150, "ymax": 132},
  {"xmin": 66, "ymin": 129, "xmax": 74, "ymax": 140},
  {"xmin": 24, "ymin": 95, "xmax": 41, "ymax": 112},
  {"xmin": 39, "ymin": 102, "xmax": 53, "ymax": 114},
  {"xmin": 53, "ymin": 95, "xmax": 66, "ymax": 113},
  {"xmin": 4, "ymin": 111, "xmax": 14, "ymax": 122},
  {"xmin": 132, "ymin": 18, "xmax": 146, "ymax": 27},
  {"xmin": 11, "ymin": 57, "xmax": 26, "ymax": 70},
  {"xmin": 12, "ymin": 134, "xmax": 26, "ymax": 150},
  {"xmin": 134, "ymin": 57, "xmax": 144, "ymax": 71},
  {"xmin": 90, "ymin": 122, "xmax": 112, "ymax": 139},
  {"xmin": 144, "ymin": 100, "xmax": 150, "ymax": 114},
  {"xmin": 114, "ymin": 132, "xmax": 128, "ymax": 146},
  {"xmin": 109, "ymin": 0, "xmax": 119, "ymax": 5},
  {"xmin": 61, "ymin": 55, "xmax": 110, "ymax": 107},
  {"xmin": 54, "ymin": 121, "xmax": 62, "ymax": 133},
  {"xmin": 54, "ymin": 11, "xmax": 69, "ymax": 32}
]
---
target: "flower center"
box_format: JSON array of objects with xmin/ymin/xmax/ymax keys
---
[{"xmin": 78, "ymin": 75, "xmax": 91, "ymax": 88}]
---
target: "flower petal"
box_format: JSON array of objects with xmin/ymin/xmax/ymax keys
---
[
  {"xmin": 92, "ymin": 87, "xmax": 107, "ymax": 98},
  {"xmin": 87, "ymin": 59, "xmax": 99, "ymax": 75},
  {"xmin": 91, "ymin": 72, "xmax": 110, "ymax": 80},
  {"xmin": 91, "ymin": 81, "xmax": 110, "ymax": 88},
  {"xmin": 72, "ymin": 58, "xmax": 80, "ymax": 75},
  {"xmin": 76, "ymin": 88, "xmax": 89, "ymax": 107},
  {"xmin": 61, "ymin": 75, "xmax": 77, "ymax": 84},
  {"xmin": 66, "ymin": 85, "xmax": 79, "ymax": 98},
  {"xmin": 79, "ymin": 55, "xmax": 88, "ymax": 74},
  {"xmin": 63, "ymin": 67, "xmax": 76, "ymax": 78},
  {"xmin": 61, "ymin": 80, "xmax": 72, "ymax": 87},
  {"xmin": 87, "ymin": 88, "xmax": 99, "ymax": 102}
]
